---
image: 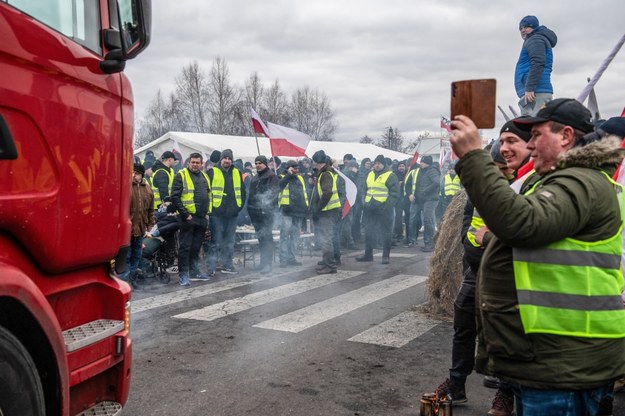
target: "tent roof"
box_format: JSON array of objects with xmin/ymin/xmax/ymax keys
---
[{"xmin": 134, "ymin": 132, "xmax": 414, "ymax": 164}]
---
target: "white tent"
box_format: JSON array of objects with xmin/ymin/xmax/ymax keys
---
[{"xmin": 134, "ymin": 132, "xmax": 413, "ymax": 165}]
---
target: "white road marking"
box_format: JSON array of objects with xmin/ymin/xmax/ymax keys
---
[
  {"xmin": 132, "ymin": 277, "xmax": 272, "ymax": 313},
  {"xmin": 173, "ymin": 270, "xmax": 365, "ymax": 322},
  {"xmin": 348, "ymin": 310, "xmax": 440, "ymax": 348},
  {"xmin": 253, "ymin": 274, "xmax": 427, "ymax": 333}
]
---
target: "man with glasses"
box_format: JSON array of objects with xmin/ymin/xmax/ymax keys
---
[{"xmin": 515, "ymin": 15, "xmax": 557, "ymax": 116}]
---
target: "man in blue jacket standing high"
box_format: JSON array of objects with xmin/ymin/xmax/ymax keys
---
[{"xmin": 515, "ymin": 15, "xmax": 557, "ymax": 116}]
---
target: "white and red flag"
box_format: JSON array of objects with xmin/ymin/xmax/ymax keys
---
[
  {"xmin": 267, "ymin": 122, "xmax": 311, "ymax": 157},
  {"xmin": 336, "ymin": 170, "xmax": 357, "ymax": 219},
  {"xmin": 251, "ymin": 107, "xmax": 270, "ymax": 137},
  {"xmin": 440, "ymin": 116, "xmax": 452, "ymax": 133}
]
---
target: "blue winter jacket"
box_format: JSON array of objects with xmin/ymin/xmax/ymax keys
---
[{"xmin": 514, "ymin": 26, "xmax": 558, "ymax": 97}]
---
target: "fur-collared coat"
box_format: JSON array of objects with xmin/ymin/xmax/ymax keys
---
[{"xmin": 456, "ymin": 135, "xmax": 625, "ymax": 390}]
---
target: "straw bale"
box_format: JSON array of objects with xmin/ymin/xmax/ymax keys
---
[{"xmin": 424, "ymin": 190, "xmax": 467, "ymax": 318}]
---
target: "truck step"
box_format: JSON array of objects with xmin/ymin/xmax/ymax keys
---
[
  {"xmin": 75, "ymin": 401, "xmax": 122, "ymax": 416},
  {"xmin": 63, "ymin": 319, "xmax": 124, "ymax": 352}
]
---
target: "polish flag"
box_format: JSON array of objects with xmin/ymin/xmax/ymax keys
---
[
  {"xmin": 251, "ymin": 107, "xmax": 270, "ymax": 137},
  {"xmin": 336, "ymin": 169, "xmax": 357, "ymax": 219},
  {"xmin": 267, "ymin": 122, "xmax": 311, "ymax": 157}
]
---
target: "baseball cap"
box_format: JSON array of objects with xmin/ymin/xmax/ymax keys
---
[{"xmin": 513, "ymin": 98, "xmax": 594, "ymax": 134}]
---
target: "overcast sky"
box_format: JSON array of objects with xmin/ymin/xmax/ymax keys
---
[{"xmin": 125, "ymin": 0, "xmax": 625, "ymax": 142}]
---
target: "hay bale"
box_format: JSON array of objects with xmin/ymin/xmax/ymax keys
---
[{"xmin": 424, "ymin": 190, "xmax": 467, "ymax": 318}]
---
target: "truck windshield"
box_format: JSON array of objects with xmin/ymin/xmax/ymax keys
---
[{"xmin": 6, "ymin": 0, "xmax": 101, "ymax": 54}]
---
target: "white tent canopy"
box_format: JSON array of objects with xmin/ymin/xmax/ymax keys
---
[{"xmin": 134, "ymin": 132, "xmax": 413, "ymax": 165}]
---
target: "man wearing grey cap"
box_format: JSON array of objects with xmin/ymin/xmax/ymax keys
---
[{"xmin": 449, "ymin": 99, "xmax": 625, "ymax": 414}]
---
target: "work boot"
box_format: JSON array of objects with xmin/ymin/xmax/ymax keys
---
[
  {"xmin": 356, "ymin": 254, "xmax": 373, "ymax": 262},
  {"xmin": 435, "ymin": 378, "xmax": 467, "ymax": 405},
  {"xmin": 381, "ymin": 257, "xmax": 390, "ymax": 264},
  {"xmin": 421, "ymin": 245, "xmax": 434, "ymax": 252},
  {"xmin": 487, "ymin": 388, "xmax": 514, "ymax": 416},
  {"xmin": 316, "ymin": 266, "xmax": 337, "ymax": 274}
]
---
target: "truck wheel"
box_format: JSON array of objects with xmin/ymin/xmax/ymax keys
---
[{"xmin": 0, "ymin": 326, "xmax": 45, "ymax": 416}]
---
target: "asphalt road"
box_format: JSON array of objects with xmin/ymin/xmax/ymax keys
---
[{"xmin": 122, "ymin": 243, "xmax": 625, "ymax": 416}]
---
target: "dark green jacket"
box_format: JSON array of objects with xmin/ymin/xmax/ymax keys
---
[{"xmin": 456, "ymin": 136, "xmax": 625, "ymax": 389}]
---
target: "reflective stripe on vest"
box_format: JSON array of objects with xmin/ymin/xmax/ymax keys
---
[
  {"xmin": 279, "ymin": 175, "xmax": 309, "ymax": 207},
  {"xmin": 178, "ymin": 168, "xmax": 210, "ymax": 215},
  {"xmin": 444, "ymin": 173, "xmax": 462, "ymax": 196},
  {"xmin": 466, "ymin": 209, "xmax": 485, "ymax": 248},
  {"xmin": 211, "ymin": 167, "xmax": 242, "ymax": 208},
  {"xmin": 365, "ymin": 170, "xmax": 392, "ymax": 203},
  {"xmin": 512, "ymin": 172, "xmax": 625, "ymax": 338},
  {"xmin": 316, "ymin": 171, "xmax": 340, "ymax": 211},
  {"xmin": 151, "ymin": 168, "xmax": 174, "ymax": 209},
  {"xmin": 405, "ymin": 168, "xmax": 420, "ymax": 195}
]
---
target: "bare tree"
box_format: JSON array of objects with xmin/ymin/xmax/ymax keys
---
[
  {"xmin": 289, "ymin": 86, "xmax": 337, "ymax": 141},
  {"xmin": 262, "ymin": 79, "xmax": 290, "ymax": 125},
  {"xmin": 360, "ymin": 135, "xmax": 374, "ymax": 144},
  {"xmin": 135, "ymin": 89, "xmax": 185, "ymax": 147},
  {"xmin": 377, "ymin": 127, "xmax": 406, "ymax": 152},
  {"xmin": 175, "ymin": 60, "xmax": 211, "ymax": 132},
  {"xmin": 207, "ymin": 57, "xmax": 242, "ymax": 135}
]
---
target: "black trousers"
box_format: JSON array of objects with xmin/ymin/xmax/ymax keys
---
[
  {"xmin": 178, "ymin": 216, "xmax": 208, "ymax": 277},
  {"xmin": 251, "ymin": 215, "xmax": 274, "ymax": 269},
  {"xmin": 363, "ymin": 207, "xmax": 393, "ymax": 257},
  {"xmin": 449, "ymin": 268, "xmax": 477, "ymax": 383}
]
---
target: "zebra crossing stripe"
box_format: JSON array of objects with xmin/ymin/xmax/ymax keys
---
[
  {"xmin": 173, "ymin": 270, "xmax": 365, "ymax": 322},
  {"xmin": 132, "ymin": 277, "xmax": 273, "ymax": 313},
  {"xmin": 348, "ymin": 310, "xmax": 440, "ymax": 348},
  {"xmin": 253, "ymin": 274, "xmax": 427, "ymax": 333}
]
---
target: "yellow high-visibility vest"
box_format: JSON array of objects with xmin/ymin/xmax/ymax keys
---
[
  {"xmin": 211, "ymin": 167, "xmax": 242, "ymax": 208},
  {"xmin": 178, "ymin": 168, "xmax": 210, "ymax": 214},
  {"xmin": 365, "ymin": 171, "xmax": 392, "ymax": 203},
  {"xmin": 316, "ymin": 171, "xmax": 340, "ymax": 211},
  {"xmin": 279, "ymin": 175, "xmax": 309, "ymax": 207}
]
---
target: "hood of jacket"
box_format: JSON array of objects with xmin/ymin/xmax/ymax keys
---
[
  {"xmin": 528, "ymin": 25, "xmax": 557, "ymax": 48},
  {"xmin": 558, "ymin": 135, "xmax": 624, "ymax": 172}
]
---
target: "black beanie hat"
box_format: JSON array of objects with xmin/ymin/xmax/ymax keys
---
[
  {"xmin": 501, "ymin": 119, "xmax": 532, "ymax": 142},
  {"xmin": 312, "ymin": 150, "xmax": 327, "ymax": 164},
  {"xmin": 255, "ymin": 155, "xmax": 268, "ymax": 165},
  {"xmin": 209, "ymin": 150, "xmax": 221, "ymax": 163},
  {"xmin": 373, "ymin": 154, "xmax": 386, "ymax": 165},
  {"xmin": 421, "ymin": 155, "xmax": 433, "ymax": 165}
]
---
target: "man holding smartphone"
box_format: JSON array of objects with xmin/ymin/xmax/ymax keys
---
[{"xmin": 449, "ymin": 99, "xmax": 625, "ymax": 415}]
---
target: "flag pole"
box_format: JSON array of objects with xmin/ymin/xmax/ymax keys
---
[
  {"xmin": 253, "ymin": 132, "xmax": 261, "ymax": 156},
  {"xmin": 577, "ymin": 32, "xmax": 625, "ymax": 103}
]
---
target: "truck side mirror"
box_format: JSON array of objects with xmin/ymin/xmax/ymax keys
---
[{"xmin": 117, "ymin": 0, "xmax": 151, "ymax": 60}]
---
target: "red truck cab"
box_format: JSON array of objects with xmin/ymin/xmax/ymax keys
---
[{"xmin": 0, "ymin": 0, "xmax": 150, "ymax": 414}]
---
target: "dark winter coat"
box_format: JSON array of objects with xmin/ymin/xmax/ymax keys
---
[
  {"xmin": 514, "ymin": 25, "xmax": 557, "ymax": 97},
  {"xmin": 171, "ymin": 168, "xmax": 211, "ymax": 219},
  {"xmin": 310, "ymin": 164, "xmax": 340, "ymax": 219},
  {"xmin": 207, "ymin": 165, "xmax": 246, "ymax": 218},
  {"xmin": 456, "ymin": 136, "xmax": 625, "ymax": 390},
  {"xmin": 279, "ymin": 173, "xmax": 309, "ymax": 218},
  {"xmin": 363, "ymin": 166, "xmax": 400, "ymax": 214},
  {"xmin": 414, "ymin": 165, "xmax": 440, "ymax": 202},
  {"xmin": 150, "ymin": 159, "xmax": 173, "ymax": 202},
  {"xmin": 247, "ymin": 167, "xmax": 279, "ymax": 222}
]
